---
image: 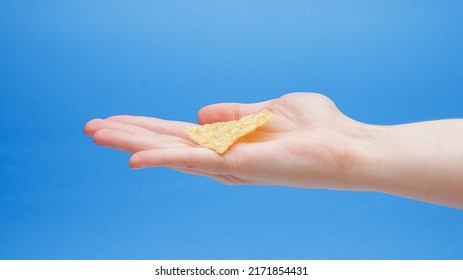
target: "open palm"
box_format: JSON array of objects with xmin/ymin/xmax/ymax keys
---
[{"xmin": 84, "ymin": 93, "xmax": 357, "ymax": 188}]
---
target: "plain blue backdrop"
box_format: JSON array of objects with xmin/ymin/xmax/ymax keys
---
[{"xmin": 1, "ymin": 0, "xmax": 462, "ymax": 259}]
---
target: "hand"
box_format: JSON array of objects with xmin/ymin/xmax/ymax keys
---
[
  {"xmin": 85, "ymin": 92, "xmax": 463, "ymax": 208},
  {"xmin": 84, "ymin": 92, "xmax": 362, "ymax": 189}
]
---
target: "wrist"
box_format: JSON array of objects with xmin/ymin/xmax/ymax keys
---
[
  {"xmin": 344, "ymin": 123, "xmax": 392, "ymax": 192},
  {"xmin": 329, "ymin": 121, "xmax": 391, "ymax": 192}
]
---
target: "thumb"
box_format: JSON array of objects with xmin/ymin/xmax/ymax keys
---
[{"xmin": 197, "ymin": 100, "xmax": 274, "ymax": 125}]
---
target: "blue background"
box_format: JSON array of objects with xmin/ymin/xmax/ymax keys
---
[{"xmin": 1, "ymin": 0, "xmax": 463, "ymax": 259}]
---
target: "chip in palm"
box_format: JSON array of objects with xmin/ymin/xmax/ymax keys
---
[{"xmin": 181, "ymin": 110, "xmax": 275, "ymax": 154}]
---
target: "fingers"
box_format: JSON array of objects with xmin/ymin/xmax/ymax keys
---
[
  {"xmin": 92, "ymin": 129, "xmax": 155, "ymax": 153},
  {"xmin": 197, "ymin": 99, "xmax": 275, "ymax": 124},
  {"xmin": 105, "ymin": 115, "xmax": 193, "ymax": 140},
  {"xmin": 84, "ymin": 118, "xmax": 157, "ymax": 136},
  {"xmin": 85, "ymin": 118, "xmax": 193, "ymax": 153},
  {"xmin": 93, "ymin": 128, "xmax": 190, "ymax": 153},
  {"xmin": 129, "ymin": 147, "xmax": 228, "ymax": 172}
]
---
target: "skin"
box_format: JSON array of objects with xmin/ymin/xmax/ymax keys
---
[{"xmin": 84, "ymin": 92, "xmax": 463, "ymax": 209}]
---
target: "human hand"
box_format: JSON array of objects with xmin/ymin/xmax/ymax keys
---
[
  {"xmin": 84, "ymin": 92, "xmax": 363, "ymax": 189},
  {"xmin": 85, "ymin": 92, "xmax": 463, "ymax": 208}
]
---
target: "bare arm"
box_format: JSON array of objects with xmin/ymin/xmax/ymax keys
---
[
  {"xmin": 84, "ymin": 92, "xmax": 463, "ymax": 209},
  {"xmin": 350, "ymin": 120, "xmax": 463, "ymax": 209}
]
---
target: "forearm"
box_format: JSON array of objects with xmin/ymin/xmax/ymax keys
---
[{"xmin": 350, "ymin": 119, "xmax": 463, "ymax": 209}]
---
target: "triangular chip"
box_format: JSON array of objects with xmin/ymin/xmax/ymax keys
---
[{"xmin": 182, "ymin": 110, "xmax": 275, "ymax": 154}]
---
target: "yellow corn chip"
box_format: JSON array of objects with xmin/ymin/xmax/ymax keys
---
[{"xmin": 182, "ymin": 110, "xmax": 275, "ymax": 154}]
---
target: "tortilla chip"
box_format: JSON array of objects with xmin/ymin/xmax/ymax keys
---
[{"xmin": 182, "ymin": 110, "xmax": 275, "ymax": 154}]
